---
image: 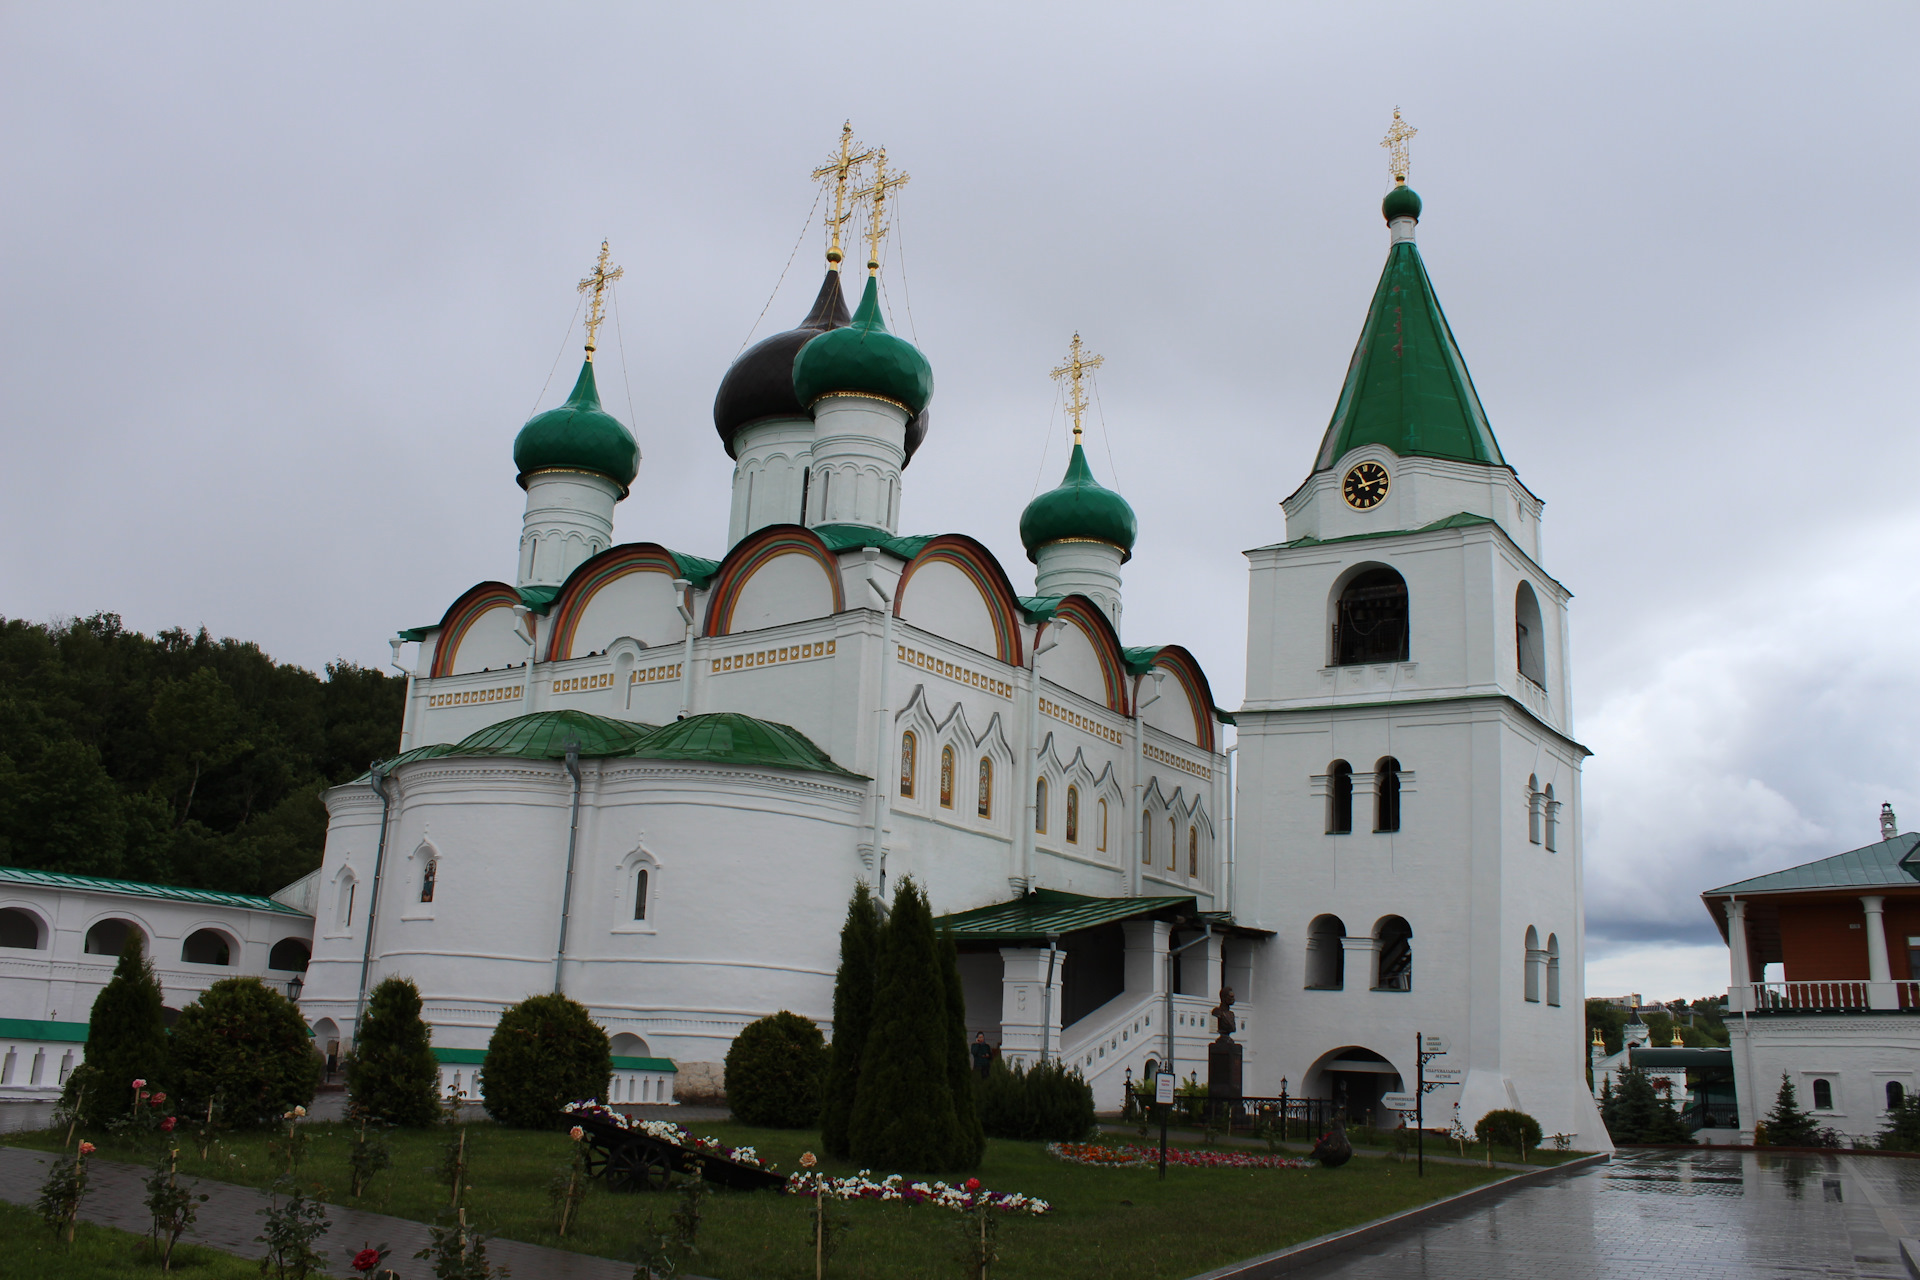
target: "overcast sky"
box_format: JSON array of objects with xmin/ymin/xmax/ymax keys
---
[{"xmin": 3, "ymin": 4, "xmax": 1914, "ymax": 1001}]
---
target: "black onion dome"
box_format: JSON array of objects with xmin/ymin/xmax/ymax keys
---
[{"xmin": 713, "ymin": 269, "xmax": 849, "ymax": 456}]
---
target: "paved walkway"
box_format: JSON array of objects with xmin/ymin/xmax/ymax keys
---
[
  {"xmin": 0, "ymin": 1145, "xmax": 636, "ymax": 1278},
  {"xmin": 1280, "ymin": 1147, "xmax": 1920, "ymax": 1280}
]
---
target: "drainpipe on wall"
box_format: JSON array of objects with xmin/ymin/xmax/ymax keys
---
[
  {"xmin": 672, "ymin": 578, "xmax": 695, "ymax": 720},
  {"xmin": 1040, "ymin": 932, "xmax": 1061, "ymax": 1063},
  {"xmin": 1129, "ymin": 671, "xmax": 1165, "ymax": 898},
  {"xmin": 1164, "ymin": 921, "xmax": 1213, "ymax": 1080},
  {"xmin": 552, "ymin": 738, "xmax": 584, "ymax": 994},
  {"xmin": 353, "ymin": 761, "xmax": 395, "ymax": 1042},
  {"xmin": 863, "ymin": 549, "xmax": 896, "ymax": 895},
  {"xmin": 1018, "ymin": 625, "xmax": 1058, "ymax": 894},
  {"xmin": 1224, "ymin": 745, "xmax": 1238, "ymax": 917}
]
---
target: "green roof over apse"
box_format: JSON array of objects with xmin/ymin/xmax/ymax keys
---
[
  {"xmin": 382, "ymin": 711, "xmax": 861, "ymax": 779},
  {"xmin": 1019, "ymin": 443, "xmax": 1137, "ymax": 563},
  {"xmin": 0, "ymin": 865, "xmax": 310, "ymax": 916},
  {"xmin": 935, "ymin": 889, "xmax": 1199, "ymax": 944},
  {"xmin": 449, "ymin": 710, "xmax": 658, "ymax": 759},
  {"xmin": 514, "ymin": 360, "xmax": 641, "ymax": 492},
  {"xmin": 1312, "ymin": 189, "xmax": 1505, "ymax": 473},
  {"xmin": 792, "ymin": 275, "xmax": 933, "ymax": 416},
  {"xmin": 811, "ymin": 524, "xmax": 935, "ymax": 561},
  {"xmin": 1704, "ymin": 833, "xmax": 1920, "ymax": 896}
]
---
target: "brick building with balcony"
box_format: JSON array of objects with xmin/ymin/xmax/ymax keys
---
[{"xmin": 1703, "ymin": 807, "xmax": 1920, "ymax": 1143}]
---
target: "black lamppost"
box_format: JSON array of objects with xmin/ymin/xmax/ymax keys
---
[{"xmin": 286, "ymin": 973, "xmax": 304, "ymax": 1002}]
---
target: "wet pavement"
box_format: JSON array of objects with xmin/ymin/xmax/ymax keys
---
[{"xmin": 1287, "ymin": 1148, "xmax": 1920, "ymax": 1279}]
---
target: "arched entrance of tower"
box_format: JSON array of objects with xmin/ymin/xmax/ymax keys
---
[
  {"xmin": 309, "ymin": 1018, "xmax": 342, "ymax": 1083},
  {"xmin": 1302, "ymin": 1045, "xmax": 1404, "ymax": 1130}
]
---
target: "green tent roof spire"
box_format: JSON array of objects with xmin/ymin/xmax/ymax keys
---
[{"xmin": 1312, "ymin": 188, "xmax": 1505, "ymax": 472}]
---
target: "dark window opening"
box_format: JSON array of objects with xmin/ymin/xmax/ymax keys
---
[
  {"xmin": 0, "ymin": 908, "xmax": 40, "ymax": 950},
  {"xmin": 1373, "ymin": 917, "xmax": 1412, "ymax": 991},
  {"xmin": 85, "ymin": 919, "xmax": 135, "ymax": 957},
  {"xmin": 181, "ymin": 929, "xmax": 231, "ymax": 966},
  {"xmin": 1813, "ymin": 1078, "xmax": 1833, "ymax": 1111},
  {"xmin": 1059, "ymin": 923, "xmax": 1126, "ymax": 1029},
  {"xmin": 634, "ymin": 869, "xmax": 650, "ymax": 921},
  {"xmin": 1328, "ymin": 761, "xmax": 1353, "ymax": 834},
  {"xmin": 1306, "ymin": 915, "xmax": 1347, "ymax": 990},
  {"xmin": 268, "ymin": 938, "xmax": 310, "ymax": 972},
  {"xmin": 1515, "ymin": 581, "xmax": 1547, "ymax": 686},
  {"xmin": 1334, "ymin": 567, "xmax": 1409, "ymax": 666},
  {"xmin": 1889, "ymin": 1081, "xmax": 1906, "ymax": 1111},
  {"xmin": 1375, "ymin": 757, "xmax": 1402, "ymax": 832},
  {"xmin": 420, "ymin": 859, "xmax": 437, "ymax": 903}
]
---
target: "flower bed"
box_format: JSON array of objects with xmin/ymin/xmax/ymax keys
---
[
  {"xmin": 1048, "ymin": 1142, "xmax": 1315, "ymax": 1171},
  {"xmin": 788, "ymin": 1168, "xmax": 1049, "ymax": 1215}
]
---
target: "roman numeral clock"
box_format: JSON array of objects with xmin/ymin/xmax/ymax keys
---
[{"xmin": 1342, "ymin": 460, "xmax": 1390, "ymax": 509}]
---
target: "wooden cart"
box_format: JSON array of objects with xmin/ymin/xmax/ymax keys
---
[{"xmin": 573, "ymin": 1111, "xmax": 787, "ymax": 1193}]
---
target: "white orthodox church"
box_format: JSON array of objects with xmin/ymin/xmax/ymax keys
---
[{"xmin": 187, "ymin": 131, "xmax": 1603, "ymax": 1146}]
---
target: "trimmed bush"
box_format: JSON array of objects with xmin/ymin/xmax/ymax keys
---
[
  {"xmin": 1473, "ymin": 1108, "xmax": 1543, "ymax": 1157},
  {"xmin": 64, "ymin": 932, "xmax": 170, "ymax": 1126},
  {"xmin": 344, "ymin": 976, "xmax": 441, "ymax": 1127},
  {"xmin": 481, "ymin": 994, "xmax": 611, "ymax": 1129},
  {"xmin": 820, "ymin": 882, "xmax": 881, "ymax": 1159},
  {"xmin": 171, "ymin": 977, "xmax": 320, "ymax": 1127},
  {"xmin": 977, "ymin": 1056, "xmax": 1095, "ymax": 1142},
  {"xmin": 724, "ymin": 1011, "xmax": 829, "ymax": 1128}
]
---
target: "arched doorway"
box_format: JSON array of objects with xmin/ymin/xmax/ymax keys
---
[{"xmin": 1303, "ymin": 1045, "xmax": 1404, "ymax": 1128}]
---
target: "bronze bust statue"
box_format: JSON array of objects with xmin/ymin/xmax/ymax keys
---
[{"xmin": 1213, "ymin": 985, "xmax": 1236, "ymax": 1039}]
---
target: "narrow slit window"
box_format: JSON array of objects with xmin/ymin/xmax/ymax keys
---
[
  {"xmin": 1066, "ymin": 786, "xmax": 1079, "ymax": 843},
  {"xmin": 634, "ymin": 868, "xmax": 650, "ymax": 921},
  {"xmin": 977, "ymin": 758, "xmax": 993, "ymax": 818},
  {"xmin": 939, "ymin": 746, "xmax": 954, "ymax": 809},
  {"xmin": 1188, "ymin": 827, "xmax": 1198, "ymax": 877},
  {"xmin": 1142, "ymin": 812, "xmax": 1152, "ymax": 865},
  {"xmin": 1035, "ymin": 778, "xmax": 1048, "ymax": 834},
  {"xmin": 419, "ymin": 859, "xmax": 437, "ymax": 903},
  {"xmin": 1328, "ymin": 761, "xmax": 1353, "ymax": 834},
  {"xmin": 1375, "ymin": 757, "xmax": 1402, "ymax": 833},
  {"xmin": 1098, "ymin": 798, "xmax": 1108, "ymax": 851}
]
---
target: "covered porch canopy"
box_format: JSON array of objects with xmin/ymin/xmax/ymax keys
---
[{"xmin": 934, "ymin": 888, "xmax": 1268, "ymax": 947}]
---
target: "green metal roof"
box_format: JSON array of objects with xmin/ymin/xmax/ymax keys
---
[
  {"xmin": 514, "ymin": 360, "xmax": 641, "ymax": 491},
  {"xmin": 0, "ymin": 865, "xmax": 310, "ymax": 917},
  {"xmin": 812, "ymin": 524, "xmax": 934, "ymax": 561},
  {"xmin": 1313, "ymin": 204, "xmax": 1505, "ymax": 472},
  {"xmin": 1019, "ymin": 443, "xmax": 1137, "ymax": 563},
  {"xmin": 1266, "ymin": 511, "xmax": 1496, "ymax": 552},
  {"xmin": 432, "ymin": 1047, "xmax": 487, "ymax": 1065},
  {"xmin": 430, "ymin": 1046, "xmax": 675, "ymax": 1073},
  {"xmin": 612, "ymin": 1055, "xmax": 677, "ymax": 1073},
  {"xmin": 449, "ymin": 710, "xmax": 658, "ymax": 760},
  {"xmin": 1705, "ymin": 833, "xmax": 1920, "ymax": 896},
  {"xmin": 792, "ymin": 275, "xmax": 933, "ymax": 415},
  {"xmin": 397, "ymin": 624, "xmax": 439, "ymax": 642},
  {"xmin": 632, "ymin": 712, "xmax": 861, "ymax": 777},
  {"xmin": 665, "ymin": 550, "xmax": 723, "ymax": 590},
  {"xmin": 0, "ymin": 1018, "xmax": 89, "ymax": 1043},
  {"xmin": 518, "ymin": 584, "xmax": 561, "ymax": 616},
  {"xmin": 1629, "ymin": 1047, "xmax": 1732, "ymax": 1069},
  {"xmin": 1017, "ymin": 595, "xmax": 1064, "ymax": 622},
  {"xmin": 935, "ymin": 889, "xmax": 1198, "ymax": 943}
]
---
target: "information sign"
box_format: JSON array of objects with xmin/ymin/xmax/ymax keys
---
[
  {"xmin": 1422, "ymin": 1067, "xmax": 1463, "ymax": 1084},
  {"xmin": 1421, "ymin": 1034, "xmax": 1450, "ymax": 1055},
  {"xmin": 1155, "ymin": 1072, "xmax": 1176, "ymax": 1105},
  {"xmin": 1380, "ymin": 1092, "xmax": 1417, "ymax": 1112}
]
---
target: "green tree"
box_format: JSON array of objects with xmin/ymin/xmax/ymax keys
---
[
  {"xmin": 847, "ymin": 878, "xmax": 964, "ymax": 1171},
  {"xmin": 64, "ymin": 932, "xmax": 170, "ymax": 1126},
  {"xmin": 820, "ymin": 882, "xmax": 881, "ymax": 1159},
  {"xmin": 724, "ymin": 1011, "xmax": 829, "ymax": 1128},
  {"xmin": 345, "ymin": 977, "xmax": 441, "ymax": 1127},
  {"xmin": 1879, "ymin": 1094, "xmax": 1920, "ymax": 1152},
  {"xmin": 148, "ymin": 667, "xmax": 249, "ymax": 827},
  {"xmin": 940, "ymin": 934, "xmax": 985, "ymax": 1168},
  {"xmin": 480, "ymin": 994, "xmax": 611, "ymax": 1129},
  {"xmin": 1761, "ymin": 1073, "xmax": 1820, "ymax": 1147},
  {"xmin": 171, "ymin": 977, "xmax": 321, "ymax": 1127},
  {"xmin": 1602, "ymin": 1067, "xmax": 1692, "ymax": 1145}
]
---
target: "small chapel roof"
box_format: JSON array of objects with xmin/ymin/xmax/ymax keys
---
[
  {"xmin": 0, "ymin": 864, "xmax": 310, "ymax": 917},
  {"xmin": 1703, "ymin": 832, "xmax": 1920, "ymax": 897},
  {"xmin": 935, "ymin": 888, "xmax": 1270, "ymax": 945}
]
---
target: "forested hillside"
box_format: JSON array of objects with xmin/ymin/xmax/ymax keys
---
[{"xmin": 0, "ymin": 613, "xmax": 405, "ymax": 897}]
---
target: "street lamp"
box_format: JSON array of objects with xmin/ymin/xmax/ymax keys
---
[{"xmin": 286, "ymin": 973, "xmax": 304, "ymax": 1002}]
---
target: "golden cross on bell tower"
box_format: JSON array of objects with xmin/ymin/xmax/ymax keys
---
[
  {"xmin": 1050, "ymin": 333, "xmax": 1105, "ymax": 444},
  {"xmin": 811, "ymin": 121, "xmax": 875, "ymax": 271},
  {"xmin": 1381, "ymin": 107, "xmax": 1418, "ymax": 186},
  {"xmin": 577, "ymin": 240, "xmax": 624, "ymax": 362},
  {"xmin": 855, "ymin": 147, "xmax": 910, "ymax": 275}
]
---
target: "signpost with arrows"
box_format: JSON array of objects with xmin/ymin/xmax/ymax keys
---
[{"xmin": 1415, "ymin": 1031, "xmax": 1451, "ymax": 1177}]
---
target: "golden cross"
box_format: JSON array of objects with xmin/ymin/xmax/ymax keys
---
[
  {"xmin": 811, "ymin": 121, "xmax": 875, "ymax": 270},
  {"xmin": 855, "ymin": 147, "xmax": 910, "ymax": 274},
  {"xmin": 1381, "ymin": 107, "xmax": 1418, "ymax": 185},
  {"xmin": 577, "ymin": 240, "xmax": 624, "ymax": 362},
  {"xmin": 1049, "ymin": 333, "xmax": 1105, "ymax": 443}
]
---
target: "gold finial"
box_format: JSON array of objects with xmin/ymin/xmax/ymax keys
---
[
  {"xmin": 1381, "ymin": 107, "xmax": 1418, "ymax": 186},
  {"xmin": 855, "ymin": 147, "xmax": 910, "ymax": 275},
  {"xmin": 1671, "ymin": 1026, "xmax": 1685, "ymax": 1047},
  {"xmin": 577, "ymin": 240, "xmax": 624, "ymax": 362},
  {"xmin": 1592, "ymin": 1027, "xmax": 1605, "ymax": 1046},
  {"xmin": 1049, "ymin": 332, "xmax": 1105, "ymax": 444},
  {"xmin": 811, "ymin": 121, "xmax": 875, "ymax": 270}
]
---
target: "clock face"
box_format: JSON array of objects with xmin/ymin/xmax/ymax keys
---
[{"xmin": 1342, "ymin": 461, "xmax": 1390, "ymax": 509}]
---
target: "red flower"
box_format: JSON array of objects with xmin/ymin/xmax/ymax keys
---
[
  {"xmin": 965, "ymin": 1178, "xmax": 980, "ymax": 1191},
  {"xmin": 161, "ymin": 1117, "xmax": 177, "ymax": 1132},
  {"xmin": 150, "ymin": 1091, "xmax": 167, "ymax": 1105},
  {"xmin": 352, "ymin": 1249, "xmax": 383, "ymax": 1272}
]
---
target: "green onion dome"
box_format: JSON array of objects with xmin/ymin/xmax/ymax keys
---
[
  {"xmin": 791, "ymin": 275, "xmax": 933, "ymax": 417},
  {"xmin": 1018, "ymin": 442, "xmax": 1138, "ymax": 564},
  {"xmin": 514, "ymin": 360, "xmax": 640, "ymax": 493},
  {"xmin": 1382, "ymin": 183, "xmax": 1423, "ymax": 223}
]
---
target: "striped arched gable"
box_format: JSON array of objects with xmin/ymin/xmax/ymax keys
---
[
  {"xmin": 1138, "ymin": 645, "xmax": 1219, "ymax": 753},
  {"xmin": 703, "ymin": 524, "xmax": 845, "ymax": 637},
  {"xmin": 893, "ymin": 534, "xmax": 1024, "ymax": 667},
  {"xmin": 429, "ymin": 582, "xmax": 522, "ymax": 678},
  {"xmin": 1050, "ymin": 596, "xmax": 1129, "ymax": 715},
  {"xmin": 545, "ymin": 543, "xmax": 686, "ymax": 661}
]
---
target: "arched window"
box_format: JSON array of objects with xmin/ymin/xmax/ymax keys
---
[
  {"xmin": 1889, "ymin": 1081, "xmax": 1906, "ymax": 1111},
  {"xmin": 268, "ymin": 938, "xmax": 310, "ymax": 972},
  {"xmin": 1328, "ymin": 761, "xmax": 1353, "ymax": 834},
  {"xmin": 337, "ymin": 876, "xmax": 357, "ymax": 931},
  {"xmin": 1334, "ymin": 566, "xmax": 1409, "ymax": 665},
  {"xmin": 939, "ymin": 746, "xmax": 955, "ymax": 809},
  {"xmin": 1516, "ymin": 582, "xmax": 1547, "ymax": 686},
  {"xmin": 1546, "ymin": 934, "xmax": 1561, "ymax": 1006},
  {"xmin": 899, "ymin": 731, "xmax": 917, "ymax": 798},
  {"xmin": 1098, "ymin": 798, "xmax": 1108, "ymax": 851},
  {"xmin": 0, "ymin": 908, "xmax": 42, "ymax": 950},
  {"xmin": 1544, "ymin": 784, "xmax": 1558, "ymax": 852},
  {"xmin": 1188, "ymin": 827, "xmax": 1198, "ymax": 877},
  {"xmin": 1527, "ymin": 774, "xmax": 1542, "ymax": 845},
  {"xmin": 420, "ymin": 858, "xmax": 438, "ymax": 903},
  {"xmin": 1066, "ymin": 786, "xmax": 1079, "ymax": 843},
  {"xmin": 1375, "ymin": 757, "xmax": 1401, "ymax": 833},
  {"xmin": 1035, "ymin": 778, "xmax": 1048, "ymax": 834},
  {"xmin": 977, "ymin": 758, "xmax": 993, "ymax": 818},
  {"xmin": 84, "ymin": 918, "xmax": 137, "ymax": 957},
  {"xmin": 1142, "ymin": 811, "xmax": 1152, "ymax": 865},
  {"xmin": 181, "ymin": 929, "xmax": 232, "ymax": 966},
  {"xmin": 633, "ymin": 868, "xmax": 650, "ymax": 921},
  {"xmin": 1373, "ymin": 916, "xmax": 1412, "ymax": 991},
  {"xmin": 1812, "ymin": 1078, "xmax": 1833, "ymax": 1111},
  {"xmin": 1306, "ymin": 915, "xmax": 1346, "ymax": 990},
  {"xmin": 1524, "ymin": 925, "xmax": 1542, "ymax": 1003}
]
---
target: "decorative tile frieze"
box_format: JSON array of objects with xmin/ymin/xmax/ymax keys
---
[
  {"xmin": 900, "ymin": 645, "xmax": 1015, "ymax": 699},
  {"xmin": 1040, "ymin": 697, "xmax": 1123, "ymax": 745},
  {"xmin": 712, "ymin": 639, "xmax": 835, "ymax": 675},
  {"xmin": 1145, "ymin": 741, "xmax": 1212, "ymax": 781},
  {"xmin": 427, "ymin": 684, "xmax": 523, "ymax": 709},
  {"xmin": 551, "ymin": 672, "xmax": 617, "ymax": 695},
  {"xmin": 628, "ymin": 663, "xmax": 682, "ymax": 686}
]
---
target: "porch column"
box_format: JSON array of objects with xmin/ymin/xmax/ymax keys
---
[
  {"xmin": 1121, "ymin": 920, "xmax": 1170, "ymax": 998},
  {"xmin": 1342, "ymin": 934, "xmax": 1377, "ymax": 991},
  {"xmin": 1862, "ymin": 895, "xmax": 1895, "ymax": 1009},
  {"xmin": 998, "ymin": 945, "xmax": 1065, "ymax": 1071},
  {"xmin": 1180, "ymin": 932, "xmax": 1223, "ymax": 999},
  {"xmin": 1725, "ymin": 899, "xmax": 1751, "ymax": 1012}
]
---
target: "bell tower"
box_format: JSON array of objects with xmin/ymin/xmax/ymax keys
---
[{"xmin": 1234, "ymin": 114, "xmax": 1607, "ymax": 1150}]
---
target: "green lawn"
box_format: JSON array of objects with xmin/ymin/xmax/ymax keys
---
[
  {"xmin": 0, "ymin": 1199, "xmax": 258, "ymax": 1279},
  {"xmin": 5, "ymin": 1121, "xmax": 1506, "ymax": 1280}
]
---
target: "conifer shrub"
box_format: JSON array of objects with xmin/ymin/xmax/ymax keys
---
[
  {"xmin": 1602, "ymin": 1067, "xmax": 1693, "ymax": 1145},
  {"xmin": 1759, "ymin": 1073, "xmax": 1823, "ymax": 1147},
  {"xmin": 1879, "ymin": 1094, "xmax": 1920, "ymax": 1151},
  {"xmin": 63, "ymin": 932, "xmax": 171, "ymax": 1126},
  {"xmin": 344, "ymin": 976, "xmax": 441, "ymax": 1127},
  {"xmin": 723, "ymin": 1011, "xmax": 828, "ymax": 1128},
  {"xmin": 481, "ymin": 994, "xmax": 611, "ymax": 1129},
  {"xmin": 1473, "ymin": 1108, "xmax": 1543, "ymax": 1157},
  {"xmin": 940, "ymin": 935, "xmax": 986, "ymax": 1167},
  {"xmin": 170, "ymin": 977, "xmax": 320, "ymax": 1127},
  {"xmin": 977, "ymin": 1055, "xmax": 1095, "ymax": 1142},
  {"xmin": 820, "ymin": 882, "xmax": 880, "ymax": 1159}
]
